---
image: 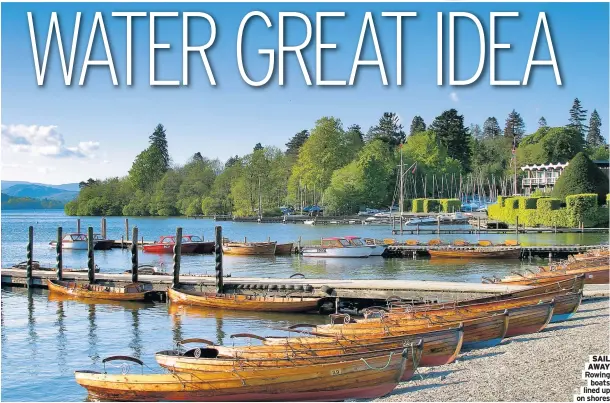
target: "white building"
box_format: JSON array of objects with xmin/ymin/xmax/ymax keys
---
[{"xmin": 520, "ymin": 162, "xmax": 569, "ymax": 195}]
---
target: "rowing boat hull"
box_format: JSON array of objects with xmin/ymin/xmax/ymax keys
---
[
  {"xmin": 168, "ymin": 288, "xmax": 320, "ymax": 313},
  {"xmin": 260, "ymin": 326, "xmax": 463, "ymax": 367},
  {"xmin": 275, "ymin": 243, "xmax": 294, "ymax": 255},
  {"xmin": 193, "ymin": 241, "xmax": 215, "ymax": 254},
  {"xmin": 76, "ymin": 350, "xmax": 410, "ymax": 402},
  {"xmin": 223, "ymin": 243, "xmax": 276, "ymax": 256},
  {"xmin": 301, "ymin": 246, "xmax": 372, "ymax": 258},
  {"xmin": 142, "ymin": 243, "xmax": 199, "ymax": 254},
  {"xmin": 47, "ymin": 279, "xmax": 147, "ymax": 301},
  {"xmin": 429, "ymin": 247, "xmax": 521, "ymax": 259},
  {"xmin": 500, "ymin": 266, "xmax": 609, "ymax": 285}
]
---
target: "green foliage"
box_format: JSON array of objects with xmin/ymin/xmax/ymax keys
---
[
  {"xmin": 518, "ymin": 126, "xmax": 584, "ymax": 165},
  {"xmin": 568, "ymin": 98, "xmax": 588, "ymax": 140},
  {"xmin": 504, "ymin": 109, "xmax": 526, "ymax": 144},
  {"xmin": 471, "ymin": 135, "xmax": 512, "ymax": 179},
  {"xmin": 483, "ymin": 117, "xmax": 501, "ymax": 138},
  {"xmin": 321, "ymin": 162, "xmax": 363, "ymax": 215},
  {"xmin": 518, "ymin": 197, "xmax": 538, "ymax": 210},
  {"xmin": 129, "ymin": 145, "xmax": 168, "ymax": 192},
  {"xmin": 366, "ymin": 112, "xmax": 405, "ymax": 146},
  {"xmin": 412, "ymin": 198, "xmax": 425, "ymax": 213},
  {"xmin": 439, "ymin": 199, "xmax": 461, "ymax": 212},
  {"xmin": 410, "ymin": 116, "xmax": 426, "ymax": 135},
  {"xmin": 587, "ymin": 145, "xmax": 609, "ymax": 161},
  {"xmin": 587, "ymin": 109, "xmax": 604, "ymax": 147},
  {"xmin": 149, "ymin": 124, "xmax": 170, "ymax": 168},
  {"xmin": 489, "ymin": 193, "xmax": 607, "ymax": 228},
  {"xmin": 429, "ymin": 109, "xmax": 471, "ymax": 171},
  {"xmin": 423, "ymin": 199, "xmax": 440, "ymax": 213},
  {"xmin": 552, "ymin": 152, "xmax": 609, "ymax": 204},
  {"xmin": 1, "ymin": 193, "xmax": 64, "ymax": 210}
]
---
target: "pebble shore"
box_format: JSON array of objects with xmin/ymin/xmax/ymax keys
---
[{"xmin": 374, "ymin": 297, "xmax": 610, "ymax": 402}]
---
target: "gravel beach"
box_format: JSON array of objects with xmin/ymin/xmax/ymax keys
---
[{"xmin": 374, "ymin": 297, "xmax": 610, "ymax": 402}]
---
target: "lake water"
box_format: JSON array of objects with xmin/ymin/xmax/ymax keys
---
[{"xmin": 1, "ymin": 210, "xmax": 606, "ymax": 401}]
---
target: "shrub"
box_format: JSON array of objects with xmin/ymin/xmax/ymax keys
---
[
  {"xmin": 566, "ymin": 194, "xmax": 600, "ymax": 227},
  {"xmin": 552, "ymin": 152, "xmax": 609, "ymax": 204},
  {"xmin": 263, "ymin": 207, "xmax": 283, "ymax": 217},
  {"xmin": 439, "ymin": 198, "xmax": 461, "ymax": 212},
  {"xmin": 423, "ymin": 199, "xmax": 440, "ymax": 213},
  {"xmin": 412, "ymin": 199, "xmax": 425, "ymax": 213}
]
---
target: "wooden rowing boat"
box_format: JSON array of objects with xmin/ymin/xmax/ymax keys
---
[
  {"xmin": 275, "ymin": 243, "xmax": 294, "ymax": 255},
  {"xmin": 429, "ymin": 246, "xmax": 521, "ymax": 259},
  {"xmin": 260, "ymin": 324, "xmax": 463, "ymax": 367},
  {"xmin": 47, "ymin": 279, "xmax": 147, "ymax": 301},
  {"xmin": 167, "ymin": 287, "xmax": 321, "ymax": 313},
  {"xmin": 311, "ymin": 312, "xmax": 509, "ymax": 350},
  {"xmin": 497, "ymin": 266, "xmax": 609, "ymax": 285},
  {"xmin": 223, "ymin": 241, "xmax": 277, "ymax": 256},
  {"xmin": 75, "ymin": 348, "xmax": 415, "ymax": 401},
  {"xmin": 155, "ymin": 338, "xmax": 424, "ymax": 382}
]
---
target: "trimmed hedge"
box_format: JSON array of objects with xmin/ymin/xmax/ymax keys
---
[
  {"xmin": 489, "ymin": 193, "xmax": 608, "ymax": 228},
  {"xmin": 440, "ymin": 198, "xmax": 461, "ymax": 212},
  {"xmin": 412, "ymin": 199, "xmax": 425, "ymax": 213},
  {"xmin": 423, "ymin": 199, "xmax": 440, "ymax": 213}
]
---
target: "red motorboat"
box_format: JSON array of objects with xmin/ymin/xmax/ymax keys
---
[
  {"xmin": 142, "ymin": 236, "xmax": 199, "ymax": 254},
  {"xmin": 183, "ymin": 235, "xmax": 215, "ymax": 254}
]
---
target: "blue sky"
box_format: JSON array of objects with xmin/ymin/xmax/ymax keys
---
[{"xmin": 1, "ymin": 2, "xmax": 608, "ymax": 184}]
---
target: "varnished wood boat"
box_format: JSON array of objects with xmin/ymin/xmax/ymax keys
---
[
  {"xmin": 311, "ymin": 311, "xmax": 509, "ymax": 350},
  {"xmin": 478, "ymin": 275, "xmax": 585, "ymax": 298},
  {"xmin": 10, "ymin": 261, "xmax": 100, "ymax": 273},
  {"xmin": 75, "ymin": 347, "xmax": 415, "ymax": 401},
  {"xmin": 155, "ymin": 338, "xmax": 424, "ymax": 382},
  {"xmin": 223, "ymin": 241, "xmax": 276, "ymax": 256},
  {"xmin": 260, "ymin": 324, "xmax": 463, "ymax": 367},
  {"xmin": 497, "ymin": 265, "xmax": 609, "ymax": 285},
  {"xmin": 47, "ymin": 279, "xmax": 147, "ymax": 301},
  {"xmin": 275, "ymin": 243, "xmax": 294, "ymax": 255},
  {"xmin": 168, "ymin": 287, "xmax": 321, "ymax": 313},
  {"xmin": 429, "ymin": 246, "xmax": 521, "ymax": 259}
]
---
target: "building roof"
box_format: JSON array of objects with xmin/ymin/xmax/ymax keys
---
[{"xmin": 520, "ymin": 162, "xmax": 569, "ymax": 171}]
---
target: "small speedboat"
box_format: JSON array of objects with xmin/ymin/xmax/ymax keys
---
[
  {"xmin": 183, "ymin": 235, "xmax": 215, "ymax": 253},
  {"xmin": 362, "ymin": 238, "xmax": 388, "ymax": 256},
  {"xmin": 49, "ymin": 233, "xmax": 97, "ymax": 250},
  {"xmin": 303, "ymin": 220, "xmax": 316, "ymax": 225},
  {"xmin": 92, "ymin": 234, "xmax": 115, "ymax": 250},
  {"xmin": 406, "ymin": 216, "xmax": 438, "ymax": 225},
  {"xmin": 301, "ymin": 237, "xmax": 372, "ymax": 258},
  {"xmin": 143, "ymin": 236, "xmax": 199, "ymax": 254}
]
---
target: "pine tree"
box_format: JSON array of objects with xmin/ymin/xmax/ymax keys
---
[
  {"xmin": 429, "ymin": 109, "xmax": 472, "ymax": 171},
  {"xmin": 225, "ymin": 155, "xmax": 240, "ymax": 167},
  {"xmin": 285, "ymin": 130, "xmax": 309, "ymax": 155},
  {"xmin": 470, "ymin": 124, "xmax": 483, "ymax": 140},
  {"xmin": 482, "ymin": 117, "xmax": 501, "ymax": 138},
  {"xmin": 568, "ymin": 98, "xmax": 588, "ymax": 140},
  {"xmin": 191, "ymin": 152, "xmax": 204, "ymax": 163},
  {"xmin": 367, "ymin": 112, "xmax": 406, "ymax": 146},
  {"xmin": 148, "ymin": 124, "xmax": 170, "ymax": 169},
  {"xmin": 504, "ymin": 110, "xmax": 526, "ymax": 144},
  {"xmin": 410, "ymin": 116, "xmax": 426, "ymax": 135},
  {"xmin": 253, "ymin": 143, "xmax": 263, "ymax": 151},
  {"xmin": 346, "ymin": 124, "xmax": 364, "ymax": 142},
  {"xmin": 538, "ymin": 117, "xmax": 548, "ymax": 129},
  {"xmin": 586, "ymin": 109, "xmax": 604, "ymax": 147}
]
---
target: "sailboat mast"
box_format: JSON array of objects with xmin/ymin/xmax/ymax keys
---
[
  {"xmin": 399, "ymin": 145, "xmax": 404, "ymax": 216},
  {"xmin": 258, "ymin": 177, "xmax": 262, "ymax": 219}
]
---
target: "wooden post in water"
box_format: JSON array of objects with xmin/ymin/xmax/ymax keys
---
[
  {"xmin": 77, "ymin": 218, "xmax": 81, "ymax": 234},
  {"xmin": 56, "ymin": 227, "xmax": 63, "ymax": 280},
  {"xmin": 87, "ymin": 226, "xmax": 95, "ymax": 284},
  {"xmin": 215, "ymin": 226, "xmax": 224, "ymax": 294},
  {"xmin": 26, "ymin": 226, "xmax": 34, "ymax": 288},
  {"xmin": 172, "ymin": 227, "xmax": 182, "ymax": 289},
  {"xmin": 125, "ymin": 218, "xmax": 130, "ymax": 241},
  {"xmin": 131, "ymin": 227, "xmax": 139, "ymax": 283}
]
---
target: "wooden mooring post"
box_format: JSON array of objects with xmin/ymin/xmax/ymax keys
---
[
  {"xmin": 131, "ymin": 227, "xmax": 139, "ymax": 283},
  {"xmin": 172, "ymin": 227, "xmax": 182, "ymax": 289},
  {"xmin": 56, "ymin": 227, "xmax": 63, "ymax": 280},
  {"xmin": 101, "ymin": 217, "xmax": 107, "ymax": 239},
  {"xmin": 215, "ymin": 226, "xmax": 224, "ymax": 293},
  {"xmin": 26, "ymin": 226, "xmax": 34, "ymax": 288},
  {"xmin": 77, "ymin": 218, "xmax": 81, "ymax": 234},
  {"xmin": 87, "ymin": 226, "xmax": 95, "ymax": 284}
]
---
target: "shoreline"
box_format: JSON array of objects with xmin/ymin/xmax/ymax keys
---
[{"xmin": 373, "ymin": 297, "xmax": 610, "ymax": 402}]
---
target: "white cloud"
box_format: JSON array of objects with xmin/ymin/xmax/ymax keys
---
[
  {"xmin": 1, "ymin": 124, "xmax": 99, "ymax": 158},
  {"xmin": 37, "ymin": 166, "xmax": 57, "ymax": 174},
  {"xmin": 450, "ymin": 92, "xmax": 459, "ymax": 103}
]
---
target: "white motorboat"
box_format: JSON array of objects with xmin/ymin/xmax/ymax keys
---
[
  {"xmin": 407, "ymin": 212, "xmax": 470, "ymax": 226},
  {"xmin": 301, "ymin": 237, "xmax": 372, "ymax": 258},
  {"xmin": 303, "ymin": 220, "xmax": 316, "ymax": 225},
  {"xmin": 406, "ymin": 216, "xmax": 438, "ymax": 225},
  {"xmin": 49, "ymin": 233, "xmax": 97, "ymax": 250},
  {"xmin": 362, "ymin": 238, "xmax": 388, "ymax": 256}
]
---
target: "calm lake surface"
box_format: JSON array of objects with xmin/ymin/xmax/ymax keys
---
[{"xmin": 1, "ymin": 210, "xmax": 606, "ymax": 401}]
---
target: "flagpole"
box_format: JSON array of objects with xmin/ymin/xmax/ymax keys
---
[{"xmin": 513, "ymin": 135, "xmax": 517, "ymax": 195}]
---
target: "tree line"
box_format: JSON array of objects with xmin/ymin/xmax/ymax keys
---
[{"xmin": 66, "ymin": 98, "xmax": 608, "ymax": 217}]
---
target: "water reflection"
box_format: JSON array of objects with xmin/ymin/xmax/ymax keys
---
[
  {"xmin": 54, "ymin": 298, "xmax": 67, "ymax": 372},
  {"xmin": 87, "ymin": 304, "xmax": 99, "ymax": 364},
  {"xmin": 27, "ymin": 289, "xmax": 39, "ymax": 370},
  {"xmin": 129, "ymin": 310, "xmax": 142, "ymax": 359}
]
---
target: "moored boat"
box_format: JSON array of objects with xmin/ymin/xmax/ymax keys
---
[
  {"xmin": 275, "ymin": 243, "xmax": 294, "ymax": 255},
  {"xmin": 75, "ymin": 347, "xmax": 416, "ymax": 401},
  {"xmin": 183, "ymin": 235, "xmax": 215, "ymax": 253},
  {"xmin": 362, "ymin": 238, "xmax": 388, "ymax": 256},
  {"xmin": 49, "ymin": 233, "xmax": 96, "ymax": 250},
  {"xmin": 47, "ymin": 279, "xmax": 147, "ymax": 301},
  {"xmin": 222, "ymin": 241, "xmax": 276, "ymax": 256},
  {"xmin": 429, "ymin": 246, "xmax": 521, "ymax": 259},
  {"xmin": 301, "ymin": 237, "xmax": 372, "ymax": 258},
  {"xmin": 493, "ymin": 265, "xmax": 609, "ymax": 285},
  {"xmin": 92, "ymin": 234, "xmax": 115, "ymax": 250},
  {"xmin": 142, "ymin": 235, "xmax": 199, "ymax": 254},
  {"xmin": 168, "ymin": 287, "xmax": 321, "ymax": 313}
]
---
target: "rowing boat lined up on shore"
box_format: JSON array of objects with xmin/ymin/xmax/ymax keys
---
[
  {"xmin": 167, "ymin": 288, "xmax": 321, "ymax": 313},
  {"xmin": 429, "ymin": 246, "xmax": 522, "ymax": 259},
  {"xmin": 47, "ymin": 279, "xmax": 147, "ymax": 301},
  {"xmin": 75, "ymin": 344, "xmax": 421, "ymax": 401},
  {"xmin": 492, "ymin": 265, "xmax": 609, "ymax": 285}
]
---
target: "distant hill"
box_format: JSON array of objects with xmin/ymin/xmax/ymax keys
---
[
  {"xmin": 1, "ymin": 193, "xmax": 65, "ymax": 209},
  {"xmin": 3, "ymin": 183, "xmax": 78, "ymax": 202},
  {"xmin": 1, "ymin": 181, "xmax": 80, "ymax": 192}
]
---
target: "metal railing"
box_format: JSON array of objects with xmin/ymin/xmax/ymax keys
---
[{"xmin": 522, "ymin": 177, "xmax": 559, "ymax": 186}]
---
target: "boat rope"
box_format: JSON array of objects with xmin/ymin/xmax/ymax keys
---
[{"xmin": 360, "ymin": 351, "xmax": 396, "ymax": 370}]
